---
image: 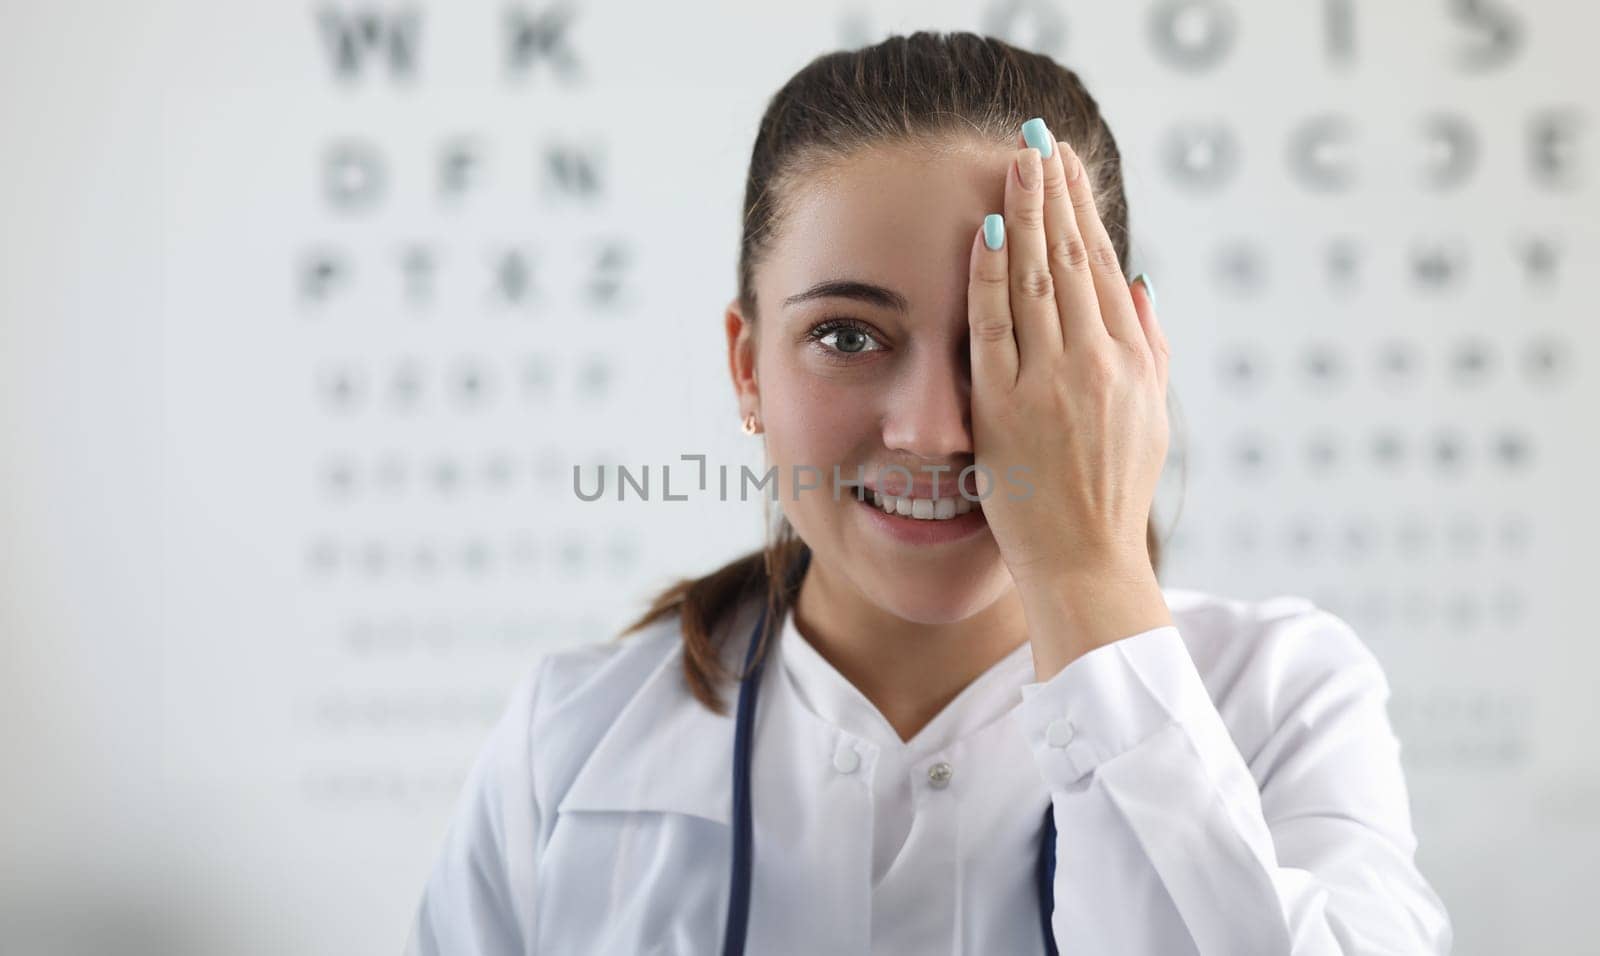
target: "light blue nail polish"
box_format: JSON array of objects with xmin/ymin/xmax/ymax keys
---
[
  {"xmin": 1133, "ymin": 272, "xmax": 1158, "ymax": 309},
  {"xmin": 1022, "ymin": 117, "xmax": 1054, "ymax": 159},
  {"xmin": 983, "ymin": 214, "xmax": 1005, "ymax": 251}
]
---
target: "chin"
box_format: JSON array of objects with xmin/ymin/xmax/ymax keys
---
[
  {"xmin": 796, "ymin": 511, "xmax": 1010, "ymax": 620},
  {"xmin": 863, "ymin": 565, "xmax": 1009, "ymax": 625}
]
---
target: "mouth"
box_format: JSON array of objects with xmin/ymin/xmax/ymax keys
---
[
  {"xmin": 866, "ymin": 488, "xmax": 977, "ymax": 520},
  {"xmin": 850, "ymin": 488, "xmax": 990, "ymax": 546}
]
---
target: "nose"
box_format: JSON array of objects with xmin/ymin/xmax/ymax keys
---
[{"xmin": 880, "ymin": 346, "xmax": 972, "ymax": 462}]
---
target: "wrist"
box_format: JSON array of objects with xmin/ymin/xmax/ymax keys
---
[
  {"xmin": 1012, "ymin": 549, "xmax": 1154, "ymax": 593},
  {"xmin": 1017, "ymin": 561, "xmax": 1172, "ymax": 681}
]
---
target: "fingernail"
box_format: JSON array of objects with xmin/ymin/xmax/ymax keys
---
[
  {"xmin": 1133, "ymin": 273, "xmax": 1158, "ymax": 309},
  {"xmin": 1022, "ymin": 117, "xmax": 1054, "ymax": 159},
  {"xmin": 983, "ymin": 214, "xmax": 1005, "ymax": 251}
]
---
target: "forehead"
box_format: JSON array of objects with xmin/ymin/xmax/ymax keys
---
[{"xmin": 761, "ymin": 141, "xmax": 1014, "ymax": 315}]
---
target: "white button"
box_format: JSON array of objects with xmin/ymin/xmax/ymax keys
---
[
  {"xmin": 927, "ymin": 761, "xmax": 953, "ymax": 789},
  {"xmin": 832, "ymin": 744, "xmax": 860, "ymax": 774},
  {"xmin": 1046, "ymin": 717, "xmax": 1075, "ymax": 748}
]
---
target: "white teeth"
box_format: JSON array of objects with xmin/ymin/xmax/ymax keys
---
[{"xmin": 870, "ymin": 490, "xmax": 974, "ymax": 521}]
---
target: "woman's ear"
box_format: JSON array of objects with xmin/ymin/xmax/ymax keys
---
[{"xmin": 724, "ymin": 298, "xmax": 759, "ymax": 409}]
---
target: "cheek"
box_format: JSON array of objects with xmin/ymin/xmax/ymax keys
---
[{"xmin": 761, "ymin": 382, "xmax": 877, "ymax": 499}]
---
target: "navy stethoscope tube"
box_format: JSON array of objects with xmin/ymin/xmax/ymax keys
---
[{"xmin": 720, "ymin": 549, "xmax": 1060, "ymax": 955}]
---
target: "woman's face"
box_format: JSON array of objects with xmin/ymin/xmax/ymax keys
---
[{"xmin": 727, "ymin": 140, "xmax": 1021, "ymax": 625}]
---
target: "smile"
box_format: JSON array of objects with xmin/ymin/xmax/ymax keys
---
[
  {"xmin": 851, "ymin": 489, "xmax": 990, "ymax": 545},
  {"xmin": 870, "ymin": 490, "xmax": 976, "ymax": 521}
]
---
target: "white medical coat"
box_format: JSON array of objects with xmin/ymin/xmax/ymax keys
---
[{"xmin": 404, "ymin": 585, "xmax": 1453, "ymax": 954}]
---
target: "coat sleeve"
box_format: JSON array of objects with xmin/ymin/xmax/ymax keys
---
[
  {"xmin": 1013, "ymin": 608, "xmax": 1454, "ymax": 955},
  {"xmin": 403, "ymin": 658, "xmax": 549, "ymax": 956}
]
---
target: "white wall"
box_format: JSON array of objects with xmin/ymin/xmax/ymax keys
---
[{"xmin": 2, "ymin": 1, "xmax": 1595, "ymax": 953}]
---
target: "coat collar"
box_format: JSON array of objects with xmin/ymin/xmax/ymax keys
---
[
  {"xmin": 554, "ymin": 584, "xmax": 1211, "ymax": 828},
  {"xmin": 555, "ymin": 589, "xmax": 770, "ymax": 827}
]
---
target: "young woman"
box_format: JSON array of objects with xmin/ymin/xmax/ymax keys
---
[{"xmin": 405, "ymin": 32, "xmax": 1453, "ymax": 955}]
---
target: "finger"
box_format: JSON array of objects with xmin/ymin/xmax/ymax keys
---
[
  {"xmin": 1021, "ymin": 120, "xmax": 1104, "ymax": 354},
  {"xmin": 1005, "ymin": 145, "xmax": 1064, "ymax": 372},
  {"xmin": 1058, "ymin": 139, "xmax": 1147, "ymax": 350},
  {"xmin": 1131, "ymin": 274, "xmax": 1169, "ymax": 398},
  {"xmin": 969, "ymin": 216, "xmax": 1019, "ymax": 391}
]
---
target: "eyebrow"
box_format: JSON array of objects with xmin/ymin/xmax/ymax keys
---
[{"xmin": 783, "ymin": 279, "xmax": 909, "ymax": 313}]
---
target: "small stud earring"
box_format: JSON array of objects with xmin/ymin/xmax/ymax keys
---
[{"xmin": 741, "ymin": 412, "xmax": 759, "ymax": 435}]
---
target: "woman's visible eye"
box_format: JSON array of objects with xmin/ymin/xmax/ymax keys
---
[{"xmin": 805, "ymin": 318, "xmax": 886, "ymax": 360}]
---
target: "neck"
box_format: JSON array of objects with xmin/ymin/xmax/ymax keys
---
[{"xmin": 790, "ymin": 558, "xmax": 1030, "ymax": 744}]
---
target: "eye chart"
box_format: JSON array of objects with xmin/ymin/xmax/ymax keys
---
[{"xmin": 3, "ymin": 1, "xmax": 1594, "ymax": 954}]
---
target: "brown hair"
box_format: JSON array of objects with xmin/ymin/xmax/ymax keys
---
[{"xmin": 618, "ymin": 30, "xmax": 1184, "ymax": 715}]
